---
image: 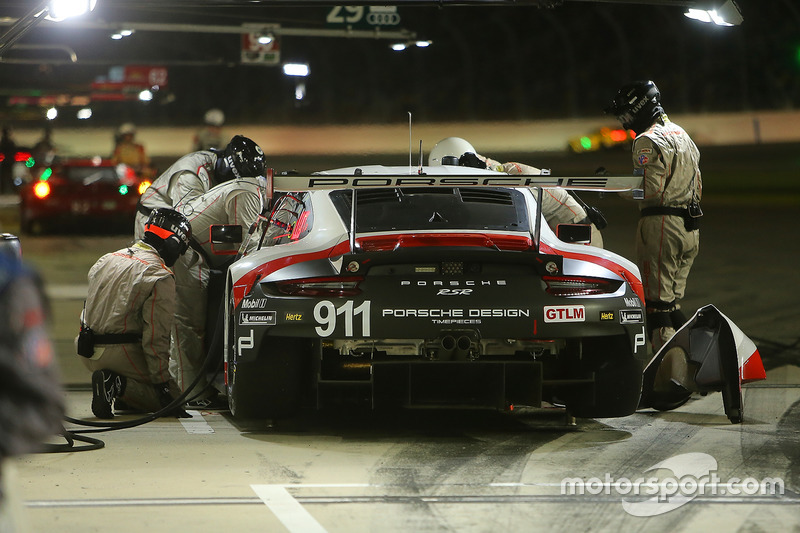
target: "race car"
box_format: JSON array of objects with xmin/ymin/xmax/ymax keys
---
[
  {"xmin": 18, "ymin": 157, "xmax": 152, "ymax": 234},
  {"xmin": 217, "ymin": 165, "xmax": 648, "ymax": 419}
]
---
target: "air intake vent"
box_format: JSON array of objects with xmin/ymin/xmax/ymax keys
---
[{"xmin": 459, "ymin": 188, "xmax": 514, "ymax": 205}]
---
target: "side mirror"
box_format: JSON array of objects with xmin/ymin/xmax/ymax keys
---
[
  {"xmin": 210, "ymin": 225, "xmax": 243, "ymax": 255},
  {"xmin": 557, "ymin": 223, "xmax": 592, "ymax": 245}
]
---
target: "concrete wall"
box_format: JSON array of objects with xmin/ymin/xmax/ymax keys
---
[{"xmin": 11, "ymin": 109, "xmax": 800, "ymax": 159}]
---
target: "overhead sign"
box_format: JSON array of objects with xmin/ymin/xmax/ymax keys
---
[
  {"xmin": 241, "ymin": 23, "xmax": 281, "ymax": 65},
  {"xmin": 325, "ymin": 6, "xmax": 401, "ymax": 28}
]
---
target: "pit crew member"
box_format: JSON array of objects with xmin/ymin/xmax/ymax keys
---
[
  {"xmin": 429, "ymin": 137, "xmax": 605, "ymax": 247},
  {"xmin": 77, "ymin": 209, "xmax": 192, "ymax": 419},
  {"xmin": 134, "ymin": 135, "xmax": 266, "ymax": 241},
  {"xmin": 169, "ymin": 166, "xmax": 269, "ymax": 408},
  {"xmin": 605, "ymin": 80, "xmax": 702, "ymax": 352}
]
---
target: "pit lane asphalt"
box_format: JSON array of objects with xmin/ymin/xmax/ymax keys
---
[{"xmin": 6, "ymin": 180, "xmax": 800, "ymax": 532}]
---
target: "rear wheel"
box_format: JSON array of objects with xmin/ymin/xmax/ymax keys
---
[
  {"xmin": 227, "ymin": 337, "xmax": 312, "ymax": 419},
  {"xmin": 558, "ymin": 335, "xmax": 643, "ymax": 418}
]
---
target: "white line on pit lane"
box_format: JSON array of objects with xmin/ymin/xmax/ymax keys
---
[
  {"xmin": 251, "ymin": 485, "xmax": 329, "ymax": 533},
  {"xmin": 179, "ymin": 410, "xmax": 214, "ymax": 434}
]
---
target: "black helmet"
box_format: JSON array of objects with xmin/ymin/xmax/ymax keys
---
[
  {"xmin": 605, "ymin": 80, "xmax": 663, "ymax": 132},
  {"xmin": 143, "ymin": 208, "xmax": 192, "ymax": 267},
  {"xmin": 221, "ymin": 135, "xmax": 266, "ymax": 180}
]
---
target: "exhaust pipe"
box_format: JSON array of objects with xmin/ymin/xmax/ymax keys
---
[
  {"xmin": 454, "ymin": 335, "xmax": 472, "ymax": 361},
  {"xmin": 439, "ymin": 335, "xmax": 456, "ymax": 361}
]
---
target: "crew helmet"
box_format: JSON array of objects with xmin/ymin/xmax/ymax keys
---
[
  {"xmin": 605, "ymin": 80, "xmax": 663, "ymax": 131},
  {"xmin": 118, "ymin": 123, "xmax": 136, "ymax": 136},
  {"xmin": 204, "ymin": 108, "xmax": 225, "ymax": 127},
  {"xmin": 143, "ymin": 208, "xmax": 192, "ymax": 267},
  {"xmin": 428, "ymin": 137, "xmax": 477, "ymax": 166},
  {"xmin": 221, "ymin": 135, "xmax": 266, "ymax": 180}
]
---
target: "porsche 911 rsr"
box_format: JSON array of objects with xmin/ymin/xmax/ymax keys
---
[{"xmin": 219, "ymin": 166, "xmax": 647, "ymax": 419}]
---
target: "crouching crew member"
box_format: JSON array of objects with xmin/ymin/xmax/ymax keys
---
[{"xmin": 77, "ymin": 209, "xmax": 192, "ymax": 419}]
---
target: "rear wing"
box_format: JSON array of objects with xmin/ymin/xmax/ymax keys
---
[
  {"xmin": 254, "ymin": 168, "xmax": 644, "ymax": 258},
  {"xmin": 268, "ymin": 173, "xmax": 643, "ymax": 195}
]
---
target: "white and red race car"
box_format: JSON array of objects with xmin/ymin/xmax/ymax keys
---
[{"xmin": 212, "ymin": 164, "xmax": 764, "ymax": 422}]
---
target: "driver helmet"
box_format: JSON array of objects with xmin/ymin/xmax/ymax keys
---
[
  {"xmin": 605, "ymin": 80, "xmax": 663, "ymax": 132},
  {"xmin": 143, "ymin": 208, "xmax": 192, "ymax": 267},
  {"xmin": 219, "ymin": 135, "xmax": 266, "ymax": 181},
  {"xmin": 428, "ymin": 137, "xmax": 477, "ymax": 166}
]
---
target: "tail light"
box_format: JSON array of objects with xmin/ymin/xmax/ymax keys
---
[
  {"xmin": 543, "ymin": 276, "xmax": 622, "ymax": 297},
  {"xmin": 33, "ymin": 181, "xmax": 51, "ymax": 199},
  {"xmin": 273, "ymin": 276, "xmax": 363, "ymax": 297}
]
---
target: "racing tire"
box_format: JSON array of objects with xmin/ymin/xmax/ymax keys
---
[
  {"xmin": 563, "ymin": 335, "xmax": 644, "ymax": 419},
  {"xmin": 228, "ymin": 337, "xmax": 312, "ymax": 420}
]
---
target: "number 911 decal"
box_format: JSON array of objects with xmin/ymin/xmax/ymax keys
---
[{"xmin": 314, "ymin": 300, "xmax": 372, "ymax": 337}]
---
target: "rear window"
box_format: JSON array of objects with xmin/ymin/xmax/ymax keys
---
[
  {"xmin": 330, "ymin": 187, "xmax": 529, "ymax": 233},
  {"xmin": 64, "ymin": 166, "xmax": 121, "ymax": 185}
]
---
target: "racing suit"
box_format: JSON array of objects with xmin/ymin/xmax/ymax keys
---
[
  {"xmin": 481, "ymin": 156, "xmax": 604, "ymax": 247},
  {"xmin": 77, "ymin": 242, "xmax": 179, "ymax": 412},
  {"xmin": 1, "ymin": 254, "xmax": 64, "ymax": 531},
  {"xmin": 169, "ymin": 176, "xmax": 268, "ymax": 395},
  {"xmin": 620, "ymin": 115, "xmax": 702, "ymax": 350},
  {"xmin": 133, "ymin": 151, "xmax": 219, "ymax": 241}
]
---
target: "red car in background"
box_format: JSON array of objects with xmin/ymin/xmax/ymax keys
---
[{"xmin": 19, "ymin": 157, "xmax": 152, "ymax": 234}]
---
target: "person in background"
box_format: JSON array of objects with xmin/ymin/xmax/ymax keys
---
[
  {"xmin": 77, "ymin": 208, "xmax": 192, "ymax": 419},
  {"xmin": 31, "ymin": 125, "xmax": 57, "ymax": 168},
  {"xmin": 112, "ymin": 123, "xmax": 153, "ymax": 178},
  {"xmin": 428, "ymin": 137, "xmax": 605, "ymax": 247},
  {"xmin": 192, "ymin": 108, "xmax": 225, "ymax": 152},
  {"xmin": 0, "ymin": 234, "xmax": 65, "ymax": 531},
  {"xmin": 0, "ymin": 125, "xmax": 17, "ymax": 194},
  {"xmin": 605, "ymin": 80, "xmax": 702, "ymax": 353}
]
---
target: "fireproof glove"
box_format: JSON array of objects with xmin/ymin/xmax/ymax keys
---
[{"xmin": 459, "ymin": 152, "xmax": 487, "ymax": 169}]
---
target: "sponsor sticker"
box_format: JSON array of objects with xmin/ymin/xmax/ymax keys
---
[
  {"xmin": 600, "ymin": 311, "xmax": 615, "ymax": 321},
  {"xmin": 620, "ymin": 309, "xmax": 644, "ymax": 324},
  {"xmin": 543, "ymin": 305, "xmax": 585, "ymax": 323},
  {"xmin": 285, "ymin": 313, "xmax": 303, "ymax": 321},
  {"xmin": 239, "ymin": 311, "xmax": 277, "ymax": 326},
  {"xmin": 241, "ymin": 298, "xmax": 268, "ymax": 310},
  {"xmin": 624, "ymin": 297, "xmax": 641, "ymax": 307}
]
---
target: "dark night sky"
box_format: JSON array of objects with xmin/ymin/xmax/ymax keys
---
[{"xmin": 1, "ymin": 0, "xmax": 798, "ymax": 127}]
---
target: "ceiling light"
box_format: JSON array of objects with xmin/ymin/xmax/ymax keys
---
[
  {"xmin": 257, "ymin": 33, "xmax": 274, "ymax": 45},
  {"xmin": 684, "ymin": 0, "xmax": 743, "ymax": 26},
  {"xmin": 283, "ymin": 63, "xmax": 309, "ymax": 77},
  {"xmin": 415, "ymin": 40, "xmax": 432, "ymax": 48},
  {"xmin": 76, "ymin": 108, "xmax": 92, "ymax": 119},
  {"xmin": 390, "ymin": 43, "xmax": 407, "ymax": 51},
  {"xmin": 46, "ymin": 107, "xmax": 58, "ymax": 120},
  {"xmin": 46, "ymin": 0, "xmax": 98, "ymax": 22},
  {"xmin": 138, "ymin": 89, "xmax": 153, "ymax": 101}
]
